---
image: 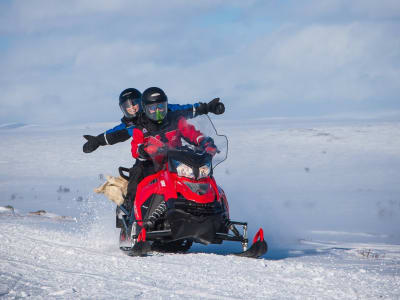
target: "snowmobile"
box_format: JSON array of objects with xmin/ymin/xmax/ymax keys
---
[{"xmin": 116, "ymin": 116, "xmax": 267, "ymax": 258}]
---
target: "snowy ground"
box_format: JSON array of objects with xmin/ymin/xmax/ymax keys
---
[{"xmin": 1, "ymin": 118, "xmax": 400, "ymax": 299}]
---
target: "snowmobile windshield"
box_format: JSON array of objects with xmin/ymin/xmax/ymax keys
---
[
  {"xmin": 120, "ymin": 98, "xmax": 141, "ymax": 119},
  {"xmin": 178, "ymin": 115, "xmax": 228, "ymax": 169},
  {"xmin": 145, "ymin": 115, "xmax": 228, "ymax": 172}
]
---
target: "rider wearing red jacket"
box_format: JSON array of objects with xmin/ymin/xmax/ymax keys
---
[
  {"xmin": 126, "ymin": 87, "xmax": 218, "ymax": 214},
  {"xmin": 131, "ymin": 113, "xmax": 205, "ymax": 160}
]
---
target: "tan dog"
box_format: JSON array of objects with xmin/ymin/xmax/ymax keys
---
[{"xmin": 94, "ymin": 175, "xmax": 128, "ymax": 206}]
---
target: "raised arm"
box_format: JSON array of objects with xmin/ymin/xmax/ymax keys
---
[
  {"xmin": 168, "ymin": 98, "xmax": 225, "ymax": 120},
  {"xmin": 82, "ymin": 122, "xmax": 134, "ymax": 153}
]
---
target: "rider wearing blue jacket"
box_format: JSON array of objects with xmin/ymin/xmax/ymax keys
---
[
  {"xmin": 82, "ymin": 87, "xmax": 225, "ymax": 222},
  {"xmin": 82, "ymin": 88, "xmax": 224, "ymax": 153}
]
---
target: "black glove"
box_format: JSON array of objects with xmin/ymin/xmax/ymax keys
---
[
  {"xmin": 82, "ymin": 134, "xmax": 106, "ymax": 153},
  {"xmin": 207, "ymin": 98, "xmax": 225, "ymax": 115},
  {"xmin": 195, "ymin": 98, "xmax": 225, "ymax": 116}
]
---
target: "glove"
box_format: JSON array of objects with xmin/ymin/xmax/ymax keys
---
[
  {"xmin": 199, "ymin": 137, "xmax": 218, "ymax": 156},
  {"xmin": 207, "ymin": 98, "xmax": 225, "ymax": 115},
  {"xmin": 83, "ymin": 135, "xmax": 104, "ymax": 153},
  {"xmin": 195, "ymin": 98, "xmax": 225, "ymax": 116}
]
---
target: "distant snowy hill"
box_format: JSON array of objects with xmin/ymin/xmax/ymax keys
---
[
  {"xmin": 0, "ymin": 123, "xmax": 29, "ymax": 130},
  {"xmin": 0, "ymin": 118, "xmax": 399, "ymax": 299}
]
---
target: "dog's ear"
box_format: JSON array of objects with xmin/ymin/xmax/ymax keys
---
[{"xmin": 94, "ymin": 181, "xmax": 108, "ymax": 193}]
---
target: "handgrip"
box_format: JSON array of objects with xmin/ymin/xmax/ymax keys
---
[{"xmin": 118, "ymin": 167, "xmax": 130, "ymax": 181}]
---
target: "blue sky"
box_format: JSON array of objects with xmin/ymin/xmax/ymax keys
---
[{"xmin": 0, "ymin": 0, "xmax": 399, "ymax": 124}]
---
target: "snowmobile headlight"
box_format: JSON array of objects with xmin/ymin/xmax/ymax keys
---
[
  {"xmin": 174, "ymin": 161, "xmax": 195, "ymax": 179},
  {"xmin": 198, "ymin": 163, "xmax": 211, "ymax": 179}
]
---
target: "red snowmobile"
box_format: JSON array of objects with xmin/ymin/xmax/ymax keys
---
[{"xmin": 117, "ymin": 116, "xmax": 267, "ymax": 258}]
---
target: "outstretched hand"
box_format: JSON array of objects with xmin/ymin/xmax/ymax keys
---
[
  {"xmin": 207, "ymin": 98, "xmax": 225, "ymax": 115},
  {"xmin": 83, "ymin": 135, "xmax": 100, "ymax": 153},
  {"xmin": 196, "ymin": 98, "xmax": 225, "ymax": 116}
]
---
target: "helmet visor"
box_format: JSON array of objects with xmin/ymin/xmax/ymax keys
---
[
  {"xmin": 145, "ymin": 102, "xmax": 167, "ymax": 122},
  {"xmin": 120, "ymin": 98, "xmax": 141, "ymax": 119}
]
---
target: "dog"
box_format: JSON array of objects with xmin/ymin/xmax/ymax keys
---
[{"xmin": 94, "ymin": 175, "xmax": 128, "ymax": 206}]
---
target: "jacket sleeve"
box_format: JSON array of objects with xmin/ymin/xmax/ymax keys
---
[
  {"xmin": 105, "ymin": 122, "xmax": 126, "ymax": 134},
  {"xmin": 168, "ymin": 103, "xmax": 200, "ymax": 120},
  {"xmin": 177, "ymin": 117, "xmax": 204, "ymax": 145},
  {"xmin": 131, "ymin": 128, "xmax": 145, "ymax": 159},
  {"xmin": 99, "ymin": 123, "xmax": 133, "ymax": 145}
]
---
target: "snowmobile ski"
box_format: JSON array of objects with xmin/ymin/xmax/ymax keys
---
[
  {"xmin": 125, "ymin": 241, "xmax": 151, "ymax": 257},
  {"xmin": 234, "ymin": 228, "xmax": 268, "ymax": 258}
]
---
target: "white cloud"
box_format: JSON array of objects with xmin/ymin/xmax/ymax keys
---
[
  {"xmin": 299, "ymin": 0, "xmax": 400, "ymax": 20},
  {"xmin": 155, "ymin": 21, "xmax": 399, "ymax": 110},
  {"xmin": 0, "ymin": 0, "xmax": 251, "ymax": 34},
  {"xmin": 0, "ymin": 1, "xmax": 399, "ymax": 124}
]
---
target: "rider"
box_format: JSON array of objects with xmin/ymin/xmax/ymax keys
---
[
  {"xmin": 127, "ymin": 87, "xmax": 219, "ymax": 215},
  {"xmin": 82, "ymin": 88, "xmax": 224, "ymax": 153}
]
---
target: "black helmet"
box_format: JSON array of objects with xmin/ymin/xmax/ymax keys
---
[
  {"xmin": 119, "ymin": 88, "xmax": 142, "ymax": 119},
  {"xmin": 142, "ymin": 87, "xmax": 168, "ymax": 122}
]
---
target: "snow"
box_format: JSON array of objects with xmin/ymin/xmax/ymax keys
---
[{"xmin": 1, "ymin": 118, "xmax": 400, "ymax": 299}]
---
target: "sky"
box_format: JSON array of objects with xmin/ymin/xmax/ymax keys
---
[{"xmin": 0, "ymin": 0, "xmax": 399, "ymax": 124}]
